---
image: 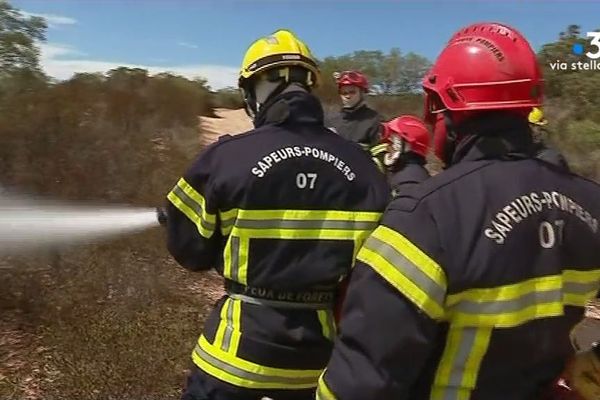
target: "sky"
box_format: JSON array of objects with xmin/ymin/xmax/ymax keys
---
[{"xmin": 10, "ymin": 0, "xmax": 600, "ymax": 89}]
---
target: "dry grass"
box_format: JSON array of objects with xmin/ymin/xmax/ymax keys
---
[{"xmin": 0, "ymin": 230, "xmax": 225, "ymax": 400}]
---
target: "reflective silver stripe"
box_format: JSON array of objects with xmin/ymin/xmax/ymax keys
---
[
  {"xmin": 194, "ymin": 344, "xmax": 319, "ymax": 385},
  {"xmin": 228, "ymin": 293, "xmax": 331, "ymax": 310},
  {"xmin": 564, "ymin": 281, "xmax": 600, "ymax": 294},
  {"xmin": 236, "ymin": 219, "xmax": 377, "ymax": 230},
  {"xmin": 365, "ymin": 236, "xmax": 445, "ymax": 308},
  {"xmin": 451, "ymin": 282, "xmax": 598, "ymax": 315},
  {"xmin": 320, "ymin": 310, "xmax": 336, "ymax": 340},
  {"xmin": 451, "ymin": 289, "xmax": 561, "ymax": 314},
  {"xmin": 445, "ymin": 328, "xmax": 477, "ymax": 400},
  {"xmin": 433, "ymin": 327, "xmax": 492, "ymax": 400},
  {"xmin": 221, "ymin": 217, "xmax": 236, "ymax": 232},
  {"xmin": 440, "ymin": 387, "xmax": 462, "ymax": 400},
  {"xmin": 230, "ymin": 236, "xmax": 240, "ymax": 283},
  {"xmin": 221, "ymin": 300, "xmax": 234, "ymax": 352},
  {"xmin": 171, "ymin": 186, "xmax": 215, "ymax": 231}
]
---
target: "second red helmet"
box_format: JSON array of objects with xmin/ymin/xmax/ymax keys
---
[
  {"xmin": 381, "ymin": 115, "xmax": 430, "ymax": 158},
  {"xmin": 336, "ymin": 70, "xmax": 369, "ymax": 91}
]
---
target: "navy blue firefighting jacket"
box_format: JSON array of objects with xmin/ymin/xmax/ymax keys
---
[
  {"xmin": 326, "ymin": 103, "xmax": 382, "ymax": 150},
  {"xmin": 166, "ymin": 88, "xmax": 389, "ymax": 393},
  {"xmin": 318, "ymin": 118, "xmax": 600, "ymax": 400},
  {"xmin": 388, "ymin": 158, "xmax": 430, "ymax": 198}
]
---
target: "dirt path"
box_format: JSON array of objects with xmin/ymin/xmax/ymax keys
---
[{"xmin": 199, "ymin": 108, "xmax": 253, "ymax": 147}]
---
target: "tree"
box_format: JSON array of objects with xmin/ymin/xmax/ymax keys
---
[
  {"xmin": 316, "ymin": 48, "xmax": 431, "ymax": 100},
  {"xmin": 0, "ymin": 0, "xmax": 47, "ymax": 73},
  {"xmin": 380, "ymin": 48, "xmax": 402, "ymax": 94},
  {"xmin": 397, "ymin": 52, "xmax": 430, "ymax": 93},
  {"xmin": 537, "ymin": 24, "xmax": 589, "ymax": 97}
]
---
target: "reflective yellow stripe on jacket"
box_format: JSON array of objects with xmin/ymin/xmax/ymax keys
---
[
  {"xmin": 430, "ymin": 326, "xmax": 493, "ymax": 400},
  {"xmin": 357, "ymin": 225, "xmax": 600, "ymax": 400},
  {"xmin": 193, "ymin": 336, "xmax": 322, "ymax": 390},
  {"xmin": 369, "ymin": 143, "xmax": 387, "ymax": 173},
  {"xmin": 445, "ymin": 268, "xmax": 600, "ymax": 327},
  {"xmin": 212, "ymin": 298, "xmax": 242, "ymax": 355},
  {"xmin": 431, "ymin": 269, "xmax": 600, "ymax": 400},
  {"xmin": 369, "ymin": 143, "xmax": 387, "ymax": 157},
  {"xmin": 357, "ymin": 225, "xmax": 447, "ymax": 320},
  {"xmin": 222, "ymin": 209, "xmax": 382, "ymax": 285},
  {"xmin": 167, "ymin": 178, "xmax": 216, "ymax": 238},
  {"xmin": 316, "ymin": 370, "xmax": 338, "ymax": 400},
  {"xmin": 192, "ymin": 297, "xmax": 322, "ymax": 389}
]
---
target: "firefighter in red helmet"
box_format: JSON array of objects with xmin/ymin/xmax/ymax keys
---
[
  {"xmin": 378, "ymin": 115, "xmax": 431, "ymax": 197},
  {"xmin": 326, "ymin": 71, "xmax": 383, "ymax": 152},
  {"xmin": 317, "ymin": 22, "xmax": 600, "ymax": 400}
]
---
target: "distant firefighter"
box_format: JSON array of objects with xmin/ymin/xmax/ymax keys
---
[{"xmin": 326, "ymin": 70, "xmax": 383, "ymax": 154}]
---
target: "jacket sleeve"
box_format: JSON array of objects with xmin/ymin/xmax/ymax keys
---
[
  {"xmin": 165, "ymin": 147, "xmax": 224, "ymax": 271},
  {"xmin": 367, "ymin": 112, "xmax": 383, "ymax": 147},
  {"xmin": 317, "ymin": 198, "xmax": 447, "ymax": 400}
]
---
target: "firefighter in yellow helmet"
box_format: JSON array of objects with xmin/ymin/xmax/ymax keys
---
[
  {"xmin": 165, "ymin": 29, "xmax": 388, "ymax": 400},
  {"xmin": 529, "ymin": 107, "xmax": 570, "ymax": 170}
]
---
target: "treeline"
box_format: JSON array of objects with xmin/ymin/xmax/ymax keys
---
[
  {"xmin": 537, "ymin": 24, "xmax": 600, "ymax": 179},
  {"xmin": 2, "ymin": 0, "xmax": 600, "ymax": 196},
  {"xmin": 315, "ymin": 49, "xmax": 430, "ymax": 102},
  {"xmin": 0, "ymin": 68, "xmax": 214, "ymax": 205}
]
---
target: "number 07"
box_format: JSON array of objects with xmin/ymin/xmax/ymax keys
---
[{"xmin": 296, "ymin": 172, "xmax": 318, "ymax": 189}]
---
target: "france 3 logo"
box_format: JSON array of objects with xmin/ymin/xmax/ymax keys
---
[
  {"xmin": 550, "ymin": 31, "xmax": 600, "ymax": 71},
  {"xmin": 572, "ymin": 32, "xmax": 600, "ymax": 59}
]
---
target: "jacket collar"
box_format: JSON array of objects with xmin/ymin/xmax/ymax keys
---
[
  {"xmin": 450, "ymin": 113, "xmax": 535, "ymax": 165},
  {"xmin": 253, "ymin": 85, "xmax": 324, "ymax": 128},
  {"xmin": 341, "ymin": 101, "xmax": 368, "ymax": 118}
]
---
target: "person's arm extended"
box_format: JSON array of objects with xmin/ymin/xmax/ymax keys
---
[
  {"xmin": 318, "ymin": 201, "xmax": 447, "ymax": 399},
  {"xmin": 166, "ymin": 149, "xmax": 223, "ymax": 271}
]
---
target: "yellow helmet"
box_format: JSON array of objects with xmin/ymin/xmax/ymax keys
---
[
  {"xmin": 238, "ymin": 29, "xmax": 320, "ymax": 89},
  {"xmin": 528, "ymin": 107, "xmax": 548, "ymax": 126}
]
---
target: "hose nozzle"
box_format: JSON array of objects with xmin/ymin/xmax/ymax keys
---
[{"xmin": 156, "ymin": 207, "xmax": 167, "ymax": 226}]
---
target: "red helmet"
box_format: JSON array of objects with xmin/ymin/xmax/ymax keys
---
[
  {"xmin": 422, "ymin": 22, "xmax": 543, "ymax": 161},
  {"xmin": 382, "ymin": 115, "xmax": 430, "ymax": 158},
  {"xmin": 336, "ymin": 70, "xmax": 369, "ymax": 91}
]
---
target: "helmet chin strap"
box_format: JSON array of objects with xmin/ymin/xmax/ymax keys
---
[
  {"xmin": 242, "ymin": 78, "xmax": 285, "ymax": 120},
  {"xmin": 241, "ymin": 85, "xmax": 257, "ymax": 119},
  {"xmin": 255, "ymin": 79, "xmax": 283, "ymax": 109}
]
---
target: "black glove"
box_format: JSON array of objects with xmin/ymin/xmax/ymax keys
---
[{"xmin": 156, "ymin": 207, "xmax": 168, "ymax": 226}]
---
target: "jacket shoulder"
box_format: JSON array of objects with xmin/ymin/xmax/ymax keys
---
[
  {"xmin": 388, "ymin": 160, "xmax": 494, "ymax": 213},
  {"xmin": 185, "ymin": 128, "xmax": 259, "ymax": 171},
  {"xmin": 201, "ymin": 126, "xmax": 272, "ymax": 151},
  {"xmin": 364, "ymin": 106, "xmax": 382, "ymax": 119}
]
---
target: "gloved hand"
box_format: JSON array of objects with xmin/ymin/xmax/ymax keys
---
[
  {"xmin": 540, "ymin": 344, "xmax": 600, "ymax": 400},
  {"xmin": 156, "ymin": 207, "xmax": 168, "ymax": 226}
]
